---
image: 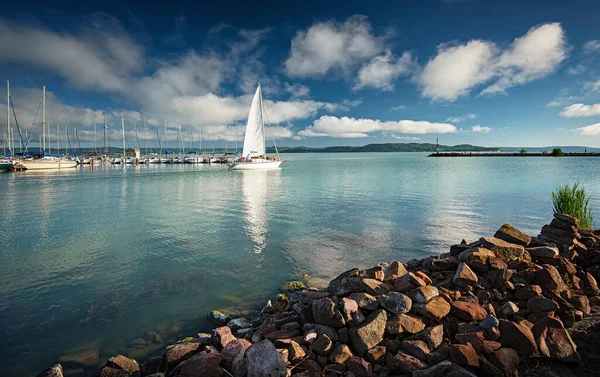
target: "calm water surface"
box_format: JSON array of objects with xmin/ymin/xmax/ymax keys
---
[{"xmin": 1, "ymin": 153, "xmax": 599, "ymax": 376}]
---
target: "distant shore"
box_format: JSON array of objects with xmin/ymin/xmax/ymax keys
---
[{"xmin": 429, "ymin": 152, "xmax": 600, "ymax": 157}]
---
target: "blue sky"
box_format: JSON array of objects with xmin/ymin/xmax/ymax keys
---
[{"xmin": 1, "ymin": 0, "xmax": 600, "ymax": 149}]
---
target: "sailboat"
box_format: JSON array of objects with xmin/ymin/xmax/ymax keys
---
[{"xmin": 230, "ymin": 84, "xmax": 282, "ymax": 170}]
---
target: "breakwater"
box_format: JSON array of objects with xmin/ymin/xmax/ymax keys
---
[
  {"xmin": 36, "ymin": 212, "xmax": 600, "ymax": 377},
  {"xmin": 429, "ymin": 152, "xmax": 600, "ymax": 157}
]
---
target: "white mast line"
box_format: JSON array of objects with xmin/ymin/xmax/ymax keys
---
[
  {"xmin": 122, "ymin": 117, "xmax": 126, "ymax": 157},
  {"xmin": 42, "ymin": 86, "xmax": 46, "ymax": 154},
  {"xmin": 7, "ymin": 80, "xmax": 10, "ymax": 155}
]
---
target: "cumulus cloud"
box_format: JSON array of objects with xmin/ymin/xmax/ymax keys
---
[
  {"xmin": 283, "ymin": 83, "xmax": 311, "ymax": 98},
  {"xmin": 583, "ymin": 79, "xmax": 600, "ymax": 93},
  {"xmin": 419, "ymin": 23, "xmax": 567, "ymax": 101},
  {"xmin": 574, "ymin": 123, "xmax": 600, "ymax": 135},
  {"xmin": 354, "ymin": 50, "xmax": 417, "ymax": 91},
  {"xmin": 297, "ymin": 115, "xmax": 457, "ymax": 138},
  {"xmin": 284, "ymin": 15, "xmax": 384, "ymax": 77},
  {"xmin": 446, "ymin": 113, "xmax": 477, "ymax": 123},
  {"xmin": 584, "ymin": 40, "xmax": 600, "ymax": 53},
  {"xmin": 560, "ymin": 103, "xmax": 600, "ymax": 117},
  {"xmin": 471, "ymin": 125, "xmax": 492, "ymax": 132},
  {"xmin": 567, "ymin": 65, "xmax": 585, "ymax": 75}
]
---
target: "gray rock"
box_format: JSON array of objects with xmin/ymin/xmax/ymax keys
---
[
  {"xmin": 312, "ymin": 297, "xmax": 346, "ymax": 329},
  {"xmin": 246, "ymin": 340, "xmax": 284, "ymax": 377},
  {"xmin": 413, "ymin": 360, "xmax": 477, "ymax": 377},
  {"xmin": 377, "ymin": 292, "xmax": 412, "ymax": 315},
  {"xmin": 35, "ymin": 364, "xmax": 64, "ymax": 377}
]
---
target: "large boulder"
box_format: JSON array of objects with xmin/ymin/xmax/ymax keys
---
[
  {"xmin": 386, "ymin": 314, "xmax": 426, "ymax": 335},
  {"xmin": 328, "ymin": 268, "xmax": 361, "ymax": 296},
  {"xmin": 494, "ymin": 224, "xmax": 531, "ymax": 246},
  {"xmin": 36, "ymin": 365, "xmax": 64, "ymax": 377},
  {"xmin": 487, "ymin": 348, "xmax": 519, "ymax": 377},
  {"xmin": 409, "ymin": 286, "xmax": 439, "ymax": 303},
  {"xmin": 349, "ymin": 309, "xmax": 387, "ymax": 355},
  {"xmin": 412, "ymin": 325, "xmax": 444, "ymax": 351},
  {"xmin": 498, "ymin": 319, "xmax": 538, "ymax": 357},
  {"xmin": 348, "ymin": 293, "xmax": 379, "ymax": 311},
  {"xmin": 480, "ymin": 237, "xmax": 525, "ymax": 262},
  {"xmin": 531, "ymin": 315, "xmax": 580, "ymax": 363},
  {"xmin": 377, "ymin": 292, "xmax": 412, "ymax": 315},
  {"xmin": 387, "ymin": 352, "xmax": 428, "ymax": 374},
  {"xmin": 451, "ymin": 301, "xmax": 487, "ymax": 322},
  {"xmin": 312, "ymin": 297, "xmax": 345, "ymax": 329},
  {"xmin": 246, "ymin": 340, "xmax": 284, "ymax": 377},
  {"xmin": 535, "ymin": 264, "xmax": 568, "ymax": 293},
  {"xmin": 384, "ymin": 261, "xmax": 408, "ymax": 281},
  {"xmin": 453, "ymin": 263, "xmax": 478, "ymax": 288},
  {"xmin": 106, "ymin": 356, "xmax": 140, "ymax": 377},
  {"xmin": 163, "ymin": 342, "xmax": 202, "ymax": 369},
  {"xmin": 180, "ymin": 353, "xmax": 227, "ymax": 377},
  {"xmin": 413, "ymin": 296, "xmax": 451, "ymax": 321}
]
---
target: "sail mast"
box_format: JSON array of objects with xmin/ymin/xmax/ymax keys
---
[
  {"xmin": 7, "ymin": 80, "xmax": 10, "ymax": 155},
  {"xmin": 42, "ymin": 85, "xmax": 46, "ymax": 153},
  {"xmin": 122, "ymin": 117, "xmax": 126, "ymax": 157}
]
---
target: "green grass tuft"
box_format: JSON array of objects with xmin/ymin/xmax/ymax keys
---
[{"xmin": 552, "ymin": 183, "xmax": 594, "ymax": 229}]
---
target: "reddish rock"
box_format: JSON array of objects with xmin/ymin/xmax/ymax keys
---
[
  {"xmin": 453, "ymin": 263, "xmax": 478, "ymax": 288},
  {"xmin": 387, "ymin": 351, "xmax": 428, "ymax": 374},
  {"xmin": 349, "ymin": 309, "xmax": 387, "ymax": 355},
  {"xmin": 365, "ymin": 345, "xmax": 386, "ymax": 365},
  {"xmin": 454, "ymin": 332, "xmax": 485, "ymax": 353},
  {"xmin": 410, "ymin": 286, "xmax": 440, "ymax": 303},
  {"xmin": 487, "ymin": 348, "xmax": 519, "ymax": 377},
  {"xmin": 344, "ymin": 356, "xmax": 372, "ymax": 377},
  {"xmin": 394, "ymin": 272, "xmax": 426, "ymax": 292},
  {"xmin": 414, "ymin": 296, "xmax": 451, "ymax": 321},
  {"xmin": 495, "ymin": 224, "xmax": 531, "ymax": 246},
  {"xmin": 413, "ymin": 325, "xmax": 444, "ymax": 351},
  {"xmin": 498, "ymin": 319, "xmax": 538, "ymax": 357},
  {"xmin": 106, "ymin": 355, "xmax": 140, "ymax": 377},
  {"xmin": 180, "ymin": 353, "xmax": 226, "ymax": 377},
  {"xmin": 481, "ymin": 340, "xmax": 502, "ymax": 354},
  {"xmin": 365, "ymin": 266, "xmax": 385, "ymax": 281},
  {"xmin": 531, "ymin": 315, "xmax": 580, "ymax": 363},
  {"xmin": 569, "ymin": 295, "xmax": 591, "ymax": 315},
  {"xmin": 450, "ymin": 343, "xmax": 479, "ymax": 368},
  {"xmin": 402, "ymin": 339, "xmax": 431, "ymax": 361},
  {"xmin": 416, "ymin": 271, "xmax": 433, "ymax": 285},
  {"xmin": 348, "ymin": 293, "xmax": 379, "ymax": 311},
  {"xmin": 390, "ymin": 314, "xmax": 426, "ymax": 335},
  {"xmin": 451, "ymin": 301, "xmax": 487, "ymax": 322},
  {"xmin": 163, "ymin": 342, "xmax": 202, "ymax": 369},
  {"xmin": 535, "ymin": 264, "xmax": 568, "ymax": 292},
  {"xmin": 329, "ymin": 343, "xmax": 352, "ymax": 364},
  {"xmin": 480, "ymin": 237, "xmax": 525, "ymax": 262},
  {"xmin": 264, "ymin": 330, "xmax": 300, "ymax": 341},
  {"xmin": 213, "ymin": 327, "xmax": 237, "ymax": 349},
  {"xmin": 384, "ymin": 261, "xmax": 408, "ymax": 281},
  {"xmin": 360, "ymin": 278, "xmax": 392, "ymax": 296}
]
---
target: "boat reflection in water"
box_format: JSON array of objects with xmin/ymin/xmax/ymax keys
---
[{"xmin": 241, "ymin": 169, "xmax": 281, "ymax": 254}]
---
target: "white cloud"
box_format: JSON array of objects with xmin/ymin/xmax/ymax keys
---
[
  {"xmin": 419, "ymin": 23, "xmax": 567, "ymax": 101},
  {"xmin": 560, "ymin": 103, "xmax": 600, "ymax": 117},
  {"xmin": 297, "ymin": 115, "xmax": 457, "ymax": 138},
  {"xmin": 584, "ymin": 40, "xmax": 600, "ymax": 53},
  {"xmin": 382, "ymin": 132, "xmax": 421, "ymax": 140},
  {"xmin": 471, "ymin": 125, "xmax": 492, "ymax": 132},
  {"xmin": 354, "ymin": 50, "xmax": 417, "ymax": 91},
  {"xmin": 284, "ymin": 15, "xmax": 384, "ymax": 77},
  {"xmin": 546, "ymin": 89, "xmax": 578, "ymax": 107},
  {"xmin": 575, "ymin": 123, "xmax": 600, "ymax": 135},
  {"xmin": 391, "ymin": 105, "xmax": 407, "ymax": 110},
  {"xmin": 567, "ymin": 65, "xmax": 585, "ymax": 75},
  {"xmin": 283, "ymin": 83, "xmax": 311, "ymax": 98},
  {"xmin": 583, "ymin": 79, "xmax": 600, "ymax": 93},
  {"xmin": 446, "ymin": 113, "xmax": 477, "ymax": 123}
]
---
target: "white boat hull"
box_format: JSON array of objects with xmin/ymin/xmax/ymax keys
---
[
  {"xmin": 231, "ymin": 160, "xmax": 282, "ymax": 170},
  {"xmin": 20, "ymin": 159, "xmax": 78, "ymax": 170}
]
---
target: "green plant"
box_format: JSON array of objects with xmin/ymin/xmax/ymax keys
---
[
  {"xmin": 519, "ymin": 148, "xmax": 527, "ymax": 154},
  {"xmin": 552, "ymin": 183, "xmax": 594, "ymax": 229},
  {"xmin": 552, "ymin": 148, "xmax": 564, "ymax": 156}
]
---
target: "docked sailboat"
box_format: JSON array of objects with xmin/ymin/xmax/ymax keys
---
[{"xmin": 230, "ymin": 84, "xmax": 282, "ymax": 170}]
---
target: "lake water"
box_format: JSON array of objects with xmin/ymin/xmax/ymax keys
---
[{"xmin": 1, "ymin": 152, "xmax": 599, "ymax": 376}]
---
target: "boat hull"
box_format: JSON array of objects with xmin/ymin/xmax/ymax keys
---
[
  {"xmin": 20, "ymin": 160, "xmax": 78, "ymax": 170},
  {"xmin": 231, "ymin": 160, "xmax": 282, "ymax": 170},
  {"xmin": 0, "ymin": 162, "xmax": 12, "ymax": 171}
]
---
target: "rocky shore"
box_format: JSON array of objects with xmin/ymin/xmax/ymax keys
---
[{"xmin": 37, "ymin": 213, "xmax": 600, "ymax": 377}]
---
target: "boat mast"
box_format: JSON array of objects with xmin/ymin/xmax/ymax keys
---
[
  {"xmin": 235, "ymin": 120, "xmax": 238, "ymax": 155},
  {"xmin": 122, "ymin": 117, "xmax": 126, "ymax": 157},
  {"xmin": 42, "ymin": 85, "xmax": 46, "ymax": 154},
  {"xmin": 103, "ymin": 113, "xmax": 107, "ymax": 156},
  {"xmin": 178, "ymin": 124, "xmax": 182, "ymax": 156},
  {"xmin": 163, "ymin": 119, "xmax": 167, "ymax": 156},
  {"xmin": 199, "ymin": 107, "xmax": 204, "ymax": 154},
  {"xmin": 144, "ymin": 118, "xmax": 148, "ymax": 156},
  {"xmin": 65, "ymin": 125, "xmax": 68, "ymax": 155},
  {"xmin": 6, "ymin": 80, "xmax": 10, "ymax": 155},
  {"xmin": 94, "ymin": 123, "xmax": 97, "ymax": 154}
]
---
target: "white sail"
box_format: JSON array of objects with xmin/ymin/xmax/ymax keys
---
[{"xmin": 242, "ymin": 85, "xmax": 265, "ymax": 158}]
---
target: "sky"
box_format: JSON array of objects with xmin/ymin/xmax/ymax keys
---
[{"xmin": 1, "ymin": 0, "xmax": 600, "ymax": 150}]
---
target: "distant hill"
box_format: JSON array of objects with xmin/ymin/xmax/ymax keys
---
[
  {"xmin": 499, "ymin": 146, "xmax": 600, "ymax": 153},
  {"xmin": 268, "ymin": 143, "xmax": 500, "ymax": 153}
]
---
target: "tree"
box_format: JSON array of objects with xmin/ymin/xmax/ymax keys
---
[
  {"xmin": 551, "ymin": 148, "xmax": 564, "ymax": 156},
  {"xmin": 519, "ymin": 148, "xmax": 527, "ymax": 154}
]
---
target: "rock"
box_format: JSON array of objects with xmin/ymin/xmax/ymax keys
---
[
  {"xmin": 453, "ymin": 263, "xmax": 478, "ymax": 288},
  {"xmin": 303, "ymin": 323, "xmax": 339, "ymax": 342},
  {"xmin": 527, "ymin": 297, "xmax": 559, "ymax": 312},
  {"xmin": 311, "ymin": 334, "xmax": 333, "ymax": 355},
  {"xmin": 514, "ymin": 285, "xmax": 542, "ymax": 301},
  {"xmin": 213, "ymin": 327, "xmax": 236, "ymax": 349},
  {"xmin": 569, "ymin": 295, "xmax": 591, "ymax": 315},
  {"xmin": 501, "ymin": 302, "xmax": 519, "ymax": 316},
  {"xmin": 432, "ymin": 257, "xmax": 460, "ymax": 271},
  {"xmin": 377, "ymin": 292, "xmax": 412, "ymax": 315},
  {"xmin": 528, "ymin": 246, "xmax": 559, "ymax": 258},
  {"xmin": 410, "ymin": 286, "xmax": 440, "ymax": 303},
  {"xmin": 394, "ymin": 272, "xmax": 426, "ymax": 292},
  {"xmin": 348, "ymin": 293, "xmax": 379, "ymax": 311},
  {"xmin": 246, "ymin": 340, "xmax": 283, "ymax": 377},
  {"xmin": 531, "ymin": 315, "xmax": 580, "ymax": 363},
  {"xmin": 554, "ymin": 213, "xmax": 580, "ymax": 226},
  {"xmin": 494, "ymin": 224, "xmax": 531, "ymax": 246},
  {"xmin": 344, "ymin": 356, "xmax": 372, "ymax": 377},
  {"xmin": 106, "ymin": 356, "xmax": 140, "ymax": 377},
  {"xmin": 455, "ymin": 332, "xmax": 485, "ymax": 353},
  {"xmin": 413, "ymin": 361, "xmax": 477, "ymax": 377},
  {"xmin": 96, "ymin": 367, "xmax": 130, "ymax": 377},
  {"xmin": 231, "ymin": 359, "xmax": 247, "ymax": 377},
  {"xmin": 280, "ymin": 280, "xmax": 307, "ymax": 291},
  {"xmin": 141, "ymin": 356, "xmax": 165, "ymax": 376},
  {"xmin": 402, "ymin": 339, "xmax": 431, "ymax": 361},
  {"xmin": 451, "ymin": 301, "xmax": 487, "ymax": 322},
  {"xmin": 365, "ymin": 266, "xmax": 385, "ymax": 281},
  {"xmin": 365, "ymin": 345, "xmax": 386, "ymax": 364},
  {"xmin": 387, "ymin": 352, "xmax": 428, "ymax": 374},
  {"xmin": 221, "ymin": 340, "xmax": 246, "ymax": 371},
  {"xmin": 384, "ymin": 261, "xmax": 408, "ymax": 281},
  {"xmin": 413, "ymin": 325, "xmax": 444, "ymax": 351},
  {"xmin": 413, "ymin": 296, "xmax": 451, "ymax": 321},
  {"xmin": 280, "ymin": 321, "xmax": 300, "ymax": 332},
  {"xmin": 36, "ymin": 364, "xmax": 64, "ymax": 377},
  {"xmin": 288, "ymin": 340, "xmax": 306, "ymax": 363},
  {"xmin": 264, "ymin": 330, "xmax": 300, "ymax": 341},
  {"xmin": 339, "ymin": 298, "xmax": 360, "ymax": 324},
  {"xmin": 59, "ymin": 348, "xmax": 100, "ymax": 367},
  {"xmin": 487, "ymin": 348, "xmax": 519, "ymax": 377},
  {"xmin": 480, "ymin": 237, "xmax": 525, "ymax": 262},
  {"xmin": 227, "ymin": 317, "xmax": 252, "ymax": 331},
  {"xmin": 386, "ymin": 314, "xmax": 426, "ymax": 335},
  {"xmin": 328, "ymin": 268, "xmax": 361, "ymax": 296},
  {"xmin": 498, "ymin": 319, "xmax": 538, "ymax": 357},
  {"xmin": 450, "ymin": 343, "xmax": 479, "ymax": 368},
  {"xmin": 481, "ymin": 340, "xmax": 502, "ymax": 354},
  {"xmin": 329, "ymin": 343, "xmax": 353, "ymax": 364},
  {"xmin": 180, "ymin": 353, "xmax": 226, "ymax": 377},
  {"xmin": 535, "ymin": 264, "xmax": 568, "ymax": 292},
  {"xmin": 478, "ymin": 355, "xmax": 504, "ymax": 377},
  {"xmin": 163, "ymin": 342, "xmax": 201, "ymax": 369},
  {"xmin": 208, "ymin": 310, "xmax": 232, "ymax": 326},
  {"xmin": 360, "ymin": 278, "xmax": 392, "ymax": 296},
  {"xmin": 312, "ymin": 298, "xmax": 345, "ymax": 329},
  {"xmin": 349, "ymin": 309, "xmax": 387, "ymax": 355}
]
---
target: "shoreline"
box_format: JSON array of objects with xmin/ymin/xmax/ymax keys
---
[{"xmin": 37, "ymin": 213, "xmax": 600, "ymax": 377}]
